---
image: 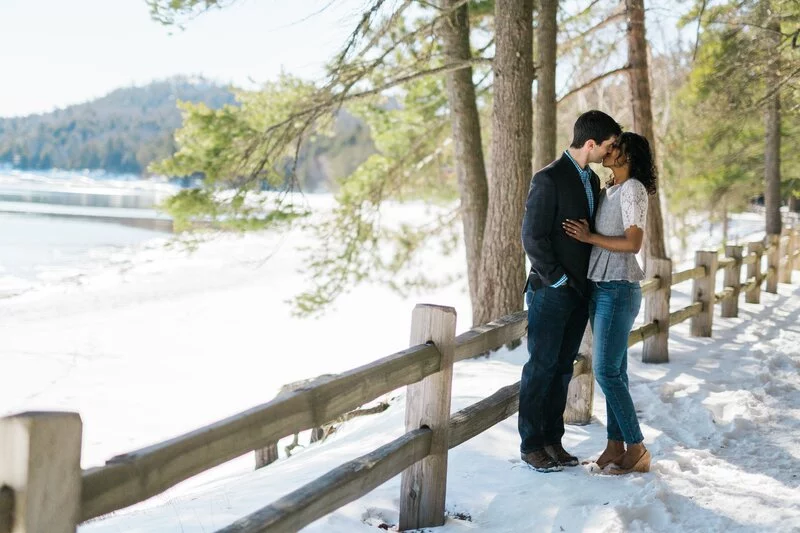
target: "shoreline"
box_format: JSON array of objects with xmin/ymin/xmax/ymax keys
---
[{"xmin": 0, "ymin": 201, "xmax": 173, "ymax": 232}]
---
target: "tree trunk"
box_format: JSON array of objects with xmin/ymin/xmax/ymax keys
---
[
  {"xmin": 626, "ymin": 0, "xmax": 668, "ymax": 260},
  {"xmin": 721, "ymin": 199, "xmax": 729, "ymax": 245},
  {"xmin": 763, "ymin": 1, "xmax": 782, "ymax": 236},
  {"xmin": 438, "ymin": 0, "xmax": 490, "ymax": 326},
  {"xmin": 533, "ymin": 0, "xmax": 558, "ymax": 172},
  {"xmin": 476, "ymin": 0, "xmax": 534, "ymax": 325}
]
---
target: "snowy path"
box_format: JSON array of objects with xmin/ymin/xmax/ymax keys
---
[
  {"xmin": 79, "ymin": 277, "xmax": 799, "ymax": 533},
  {"xmin": 1, "ymin": 212, "xmax": 797, "ymax": 533}
]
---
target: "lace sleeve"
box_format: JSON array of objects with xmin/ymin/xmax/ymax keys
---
[{"xmin": 621, "ymin": 180, "xmax": 648, "ymax": 230}]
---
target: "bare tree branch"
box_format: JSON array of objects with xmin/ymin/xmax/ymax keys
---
[
  {"xmin": 556, "ymin": 65, "xmax": 631, "ymax": 103},
  {"xmin": 332, "ymin": 0, "xmax": 391, "ymax": 69},
  {"xmin": 322, "ymin": 0, "xmax": 477, "ymax": 116},
  {"xmin": 692, "ymin": 0, "xmax": 708, "ymax": 61},
  {"xmin": 334, "ymin": 0, "xmax": 473, "ymax": 70},
  {"xmin": 476, "ymin": 37, "xmax": 495, "ymax": 57},
  {"xmin": 147, "ymin": 0, "xmax": 238, "ymax": 28},
  {"xmin": 347, "ymin": 0, "xmax": 416, "ymax": 67},
  {"xmin": 432, "ymin": 0, "xmax": 471, "ymax": 13},
  {"xmin": 752, "ymin": 64, "xmax": 800, "ymax": 108},
  {"xmin": 559, "ymin": 0, "xmax": 605, "ymax": 25},
  {"xmin": 270, "ymin": 0, "xmax": 340, "ymax": 30},
  {"xmin": 558, "ymin": 8, "xmax": 626, "ymax": 54},
  {"xmin": 321, "ymin": 57, "xmax": 494, "ymax": 124}
]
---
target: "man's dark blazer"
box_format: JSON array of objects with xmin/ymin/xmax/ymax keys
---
[{"xmin": 521, "ymin": 152, "xmax": 601, "ymax": 297}]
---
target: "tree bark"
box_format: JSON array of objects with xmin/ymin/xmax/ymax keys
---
[
  {"xmin": 477, "ymin": 0, "xmax": 534, "ymax": 325},
  {"xmin": 626, "ymin": 0, "xmax": 668, "ymax": 260},
  {"xmin": 438, "ymin": 0, "xmax": 490, "ymax": 326},
  {"xmin": 763, "ymin": 0, "xmax": 782, "ymax": 236},
  {"xmin": 534, "ymin": 0, "xmax": 558, "ymax": 172},
  {"xmin": 721, "ymin": 198, "xmax": 729, "ymax": 245},
  {"xmin": 789, "ymin": 191, "xmax": 799, "ymax": 213}
]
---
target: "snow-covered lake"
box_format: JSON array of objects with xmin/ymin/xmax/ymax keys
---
[
  {"xmin": 1, "ymin": 185, "xmax": 797, "ymax": 532},
  {"xmin": 0, "ymin": 169, "xmax": 174, "ymax": 296},
  {"xmin": 0, "ymin": 212, "xmax": 164, "ymax": 285}
]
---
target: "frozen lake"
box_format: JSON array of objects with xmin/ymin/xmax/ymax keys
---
[
  {"xmin": 0, "ymin": 212, "xmax": 164, "ymax": 281},
  {"xmin": 0, "ymin": 169, "xmax": 173, "ymax": 294}
]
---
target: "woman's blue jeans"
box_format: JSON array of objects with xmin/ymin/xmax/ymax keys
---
[{"xmin": 589, "ymin": 280, "xmax": 644, "ymax": 444}]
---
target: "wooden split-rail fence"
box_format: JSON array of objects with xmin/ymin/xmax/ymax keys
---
[{"xmin": 1, "ymin": 228, "xmax": 799, "ymax": 533}]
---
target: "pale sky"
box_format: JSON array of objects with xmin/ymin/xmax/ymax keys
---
[
  {"xmin": 0, "ymin": 0, "xmax": 373, "ymax": 117},
  {"xmin": 0, "ymin": 0, "xmax": 689, "ymax": 119}
]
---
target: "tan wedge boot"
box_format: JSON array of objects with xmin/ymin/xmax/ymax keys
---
[
  {"xmin": 607, "ymin": 447, "xmax": 651, "ymax": 475},
  {"xmin": 583, "ymin": 440, "xmax": 625, "ymax": 469}
]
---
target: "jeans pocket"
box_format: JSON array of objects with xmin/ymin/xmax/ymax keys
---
[{"xmin": 594, "ymin": 281, "xmax": 617, "ymax": 291}]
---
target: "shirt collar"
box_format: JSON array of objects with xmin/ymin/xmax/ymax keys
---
[{"xmin": 564, "ymin": 150, "xmax": 590, "ymax": 179}]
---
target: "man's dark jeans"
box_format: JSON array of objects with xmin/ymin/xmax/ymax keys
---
[{"xmin": 519, "ymin": 285, "xmax": 588, "ymax": 453}]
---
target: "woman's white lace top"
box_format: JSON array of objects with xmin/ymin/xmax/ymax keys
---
[{"xmin": 587, "ymin": 178, "xmax": 649, "ymax": 282}]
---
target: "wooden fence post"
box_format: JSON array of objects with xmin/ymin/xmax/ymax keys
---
[
  {"xmin": 766, "ymin": 234, "xmax": 780, "ymax": 293},
  {"xmin": 794, "ymin": 228, "xmax": 800, "ymax": 272},
  {"xmin": 0, "ymin": 486, "xmax": 12, "ymax": 533},
  {"xmin": 746, "ymin": 241, "xmax": 764, "ymax": 304},
  {"xmin": 564, "ymin": 324, "xmax": 593, "ymax": 425},
  {"xmin": 399, "ymin": 304, "xmax": 456, "ymax": 531},
  {"xmin": 643, "ymin": 258, "xmax": 672, "ymax": 363},
  {"xmin": 779, "ymin": 227, "xmax": 792, "ymax": 284},
  {"xmin": 690, "ymin": 251, "xmax": 718, "ymax": 337},
  {"xmin": 785, "ymin": 227, "xmax": 797, "ymax": 277},
  {"xmin": 254, "ymin": 444, "xmax": 279, "ymax": 469},
  {"xmin": 721, "ymin": 245, "xmax": 743, "ymax": 318},
  {"xmin": 253, "ymin": 375, "xmax": 337, "ymax": 469},
  {"xmin": 0, "ymin": 412, "xmax": 82, "ymax": 533}
]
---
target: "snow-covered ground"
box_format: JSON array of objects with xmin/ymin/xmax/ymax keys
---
[{"xmin": 1, "ymin": 205, "xmax": 798, "ymax": 533}]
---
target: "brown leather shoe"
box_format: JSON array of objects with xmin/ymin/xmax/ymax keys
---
[
  {"xmin": 521, "ymin": 449, "xmax": 563, "ymax": 472},
  {"xmin": 544, "ymin": 443, "xmax": 579, "ymax": 467}
]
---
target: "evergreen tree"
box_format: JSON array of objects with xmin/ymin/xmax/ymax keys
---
[
  {"xmin": 680, "ymin": 0, "xmax": 800, "ymax": 234},
  {"xmin": 0, "ymin": 77, "xmax": 236, "ymax": 175}
]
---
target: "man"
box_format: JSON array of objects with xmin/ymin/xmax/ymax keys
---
[{"xmin": 519, "ymin": 110, "xmax": 621, "ymax": 472}]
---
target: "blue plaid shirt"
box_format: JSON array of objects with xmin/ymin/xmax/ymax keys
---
[{"xmin": 551, "ymin": 150, "xmax": 594, "ymax": 288}]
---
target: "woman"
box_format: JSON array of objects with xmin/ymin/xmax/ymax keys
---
[{"xmin": 562, "ymin": 131, "xmax": 657, "ymax": 475}]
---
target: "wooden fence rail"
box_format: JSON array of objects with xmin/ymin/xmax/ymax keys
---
[{"xmin": 1, "ymin": 228, "xmax": 797, "ymax": 533}]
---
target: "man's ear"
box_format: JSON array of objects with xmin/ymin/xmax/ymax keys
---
[{"xmin": 585, "ymin": 139, "xmax": 596, "ymax": 151}]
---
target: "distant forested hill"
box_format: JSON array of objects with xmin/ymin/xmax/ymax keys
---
[
  {"xmin": 0, "ymin": 77, "xmax": 375, "ymax": 190},
  {"xmin": 0, "ymin": 77, "xmax": 237, "ymax": 175}
]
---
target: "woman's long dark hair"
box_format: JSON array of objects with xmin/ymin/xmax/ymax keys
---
[{"xmin": 613, "ymin": 132, "xmax": 658, "ymax": 196}]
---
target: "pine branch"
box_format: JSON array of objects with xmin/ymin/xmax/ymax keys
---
[
  {"xmin": 332, "ymin": 0, "xmax": 392, "ymax": 70},
  {"xmin": 259, "ymin": 57, "xmax": 491, "ymax": 144}
]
